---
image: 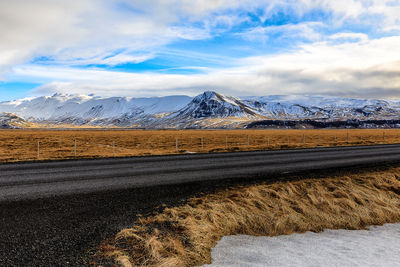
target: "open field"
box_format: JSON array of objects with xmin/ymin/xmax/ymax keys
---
[
  {"xmin": 0, "ymin": 129, "xmax": 400, "ymax": 162},
  {"xmin": 97, "ymin": 166, "xmax": 400, "ymax": 267}
]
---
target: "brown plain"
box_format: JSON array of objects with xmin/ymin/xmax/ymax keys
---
[
  {"xmin": 0, "ymin": 129, "xmax": 399, "ymax": 162},
  {"xmin": 98, "ymin": 166, "xmax": 400, "ymax": 267}
]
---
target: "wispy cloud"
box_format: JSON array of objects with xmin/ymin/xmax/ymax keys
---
[
  {"xmin": 0, "ymin": 0, "xmax": 234, "ymax": 72},
  {"xmin": 8, "ymin": 35, "xmax": 399, "ymax": 99},
  {"xmin": 1, "ymin": 0, "xmax": 400, "ymax": 100},
  {"xmin": 238, "ymin": 22, "xmax": 324, "ymax": 43},
  {"xmin": 328, "ymin": 32, "xmax": 369, "ymax": 42}
]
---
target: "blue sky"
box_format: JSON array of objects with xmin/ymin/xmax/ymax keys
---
[{"xmin": 1, "ymin": 0, "xmax": 400, "ymax": 101}]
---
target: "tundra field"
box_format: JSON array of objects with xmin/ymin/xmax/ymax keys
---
[
  {"xmin": 0, "ymin": 129, "xmax": 400, "ymax": 162},
  {"xmin": 97, "ymin": 165, "xmax": 400, "ymax": 266}
]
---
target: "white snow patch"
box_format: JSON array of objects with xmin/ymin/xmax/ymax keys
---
[{"xmin": 203, "ymin": 223, "xmax": 400, "ymax": 267}]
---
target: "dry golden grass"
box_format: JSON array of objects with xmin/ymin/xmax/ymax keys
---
[
  {"xmin": 97, "ymin": 167, "xmax": 400, "ymax": 267},
  {"xmin": 1, "ymin": 129, "xmax": 400, "ymax": 162}
]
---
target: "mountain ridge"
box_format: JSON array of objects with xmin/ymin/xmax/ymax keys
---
[{"xmin": 1, "ymin": 91, "xmax": 400, "ymax": 129}]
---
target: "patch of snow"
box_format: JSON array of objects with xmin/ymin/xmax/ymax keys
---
[{"xmin": 203, "ymin": 223, "xmax": 400, "ymax": 267}]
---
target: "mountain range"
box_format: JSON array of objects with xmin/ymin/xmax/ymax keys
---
[{"xmin": 1, "ymin": 91, "xmax": 400, "ymax": 129}]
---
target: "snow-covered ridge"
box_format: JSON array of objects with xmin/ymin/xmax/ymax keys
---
[
  {"xmin": 0, "ymin": 113, "xmax": 32, "ymax": 128},
  {"xmin": 1, "ymin": 91, "xmax": 400, "ymax": 128},
  {"xmin": 169, "ymin": 91, "xmax": 258, "ymax": 119},
  {"xmin": 241, "ymin": 94, "xmax": 400, "ymax": 119},
  {"xmin": 0, "ymin": 94, "xmax": 192, "ymax": 121}
]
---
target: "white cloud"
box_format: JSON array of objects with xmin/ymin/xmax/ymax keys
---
[
  {"xmin": 0, "ymin": 0, "xmax": 88, "ymax": 73},
  {"xmin": 8, "ymin": 35, "xmax": 399, "ymax": 99},
  {"xmin": 1, "ymin": 0, "xmax": 400, "ymax": 99},
  {"xmin": 1, "ymin": 0, "xmax": 400, "ymax": 73},
  {"xmin": 239, "ymin": 22, "xmax": 324, "ymax": 43},
  {"xmin": 166, "ymin": 26, "xmax": 212, "ymax": 40},
  {"xmin": 0, "ymin": 0, "xmax": 241, "ymax": 74},
  {"xmin": 328, "ymin": 32, "xmax": 369, "ymax": 42},
  {"xmin": 33, "ymin": 51, "xmax": 156, "ymax": 67}
]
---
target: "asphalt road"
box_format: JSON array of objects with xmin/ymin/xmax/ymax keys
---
[
  {"xmin": 2, "ymin": 144, "xmax": 400, "ymax": 202},
  {"xmin": 1, "ymin": 144, "xmax": 400, "ymax": 266}
]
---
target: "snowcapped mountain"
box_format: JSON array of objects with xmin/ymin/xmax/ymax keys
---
[
  {"xmin": 172, "ymin": 91, "xmax": 258, "ymax": 118},
  {"xmin": 0, "ymin": 113, "xmax": 32, "ymax": 128},
  {"xmin": 0, "ymin": 94, "xmax": 191, "ymax": 126},
  {"xmin": 242, "ymin": 95, "xmax": 400, "ymax": 120},
  {"xmin": 153, "ymin": 91, "xmax": 263, "ymax": 128},
  {"xmin": 1, "ymin": 91, "xmax": 400, "ymax": 128}
]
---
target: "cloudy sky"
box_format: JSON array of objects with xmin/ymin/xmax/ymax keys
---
[{"xmin": 1, "ymin": 0, "xmax": 400, "ymax": 101}]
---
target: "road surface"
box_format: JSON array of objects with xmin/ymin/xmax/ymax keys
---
[
  {"xmin": 1, "ymin": 144, "xmax": 400, "ymax": 201},
  {"xmin": 1, "ymin": 144, "xmax": 400, "ymax": 265}
]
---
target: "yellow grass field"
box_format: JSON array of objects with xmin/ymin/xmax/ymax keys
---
[
  {"xmin": 97, "ymin": 166, "xmax": 400, "ymax": 267},
  {"xmin": 0, "ymin": 129, "xmax": 399, "ymax": 162}
]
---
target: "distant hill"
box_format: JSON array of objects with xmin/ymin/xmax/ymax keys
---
[{"xmin": 1, "ymin": 91, "xmax": 400, "ymax": 128}]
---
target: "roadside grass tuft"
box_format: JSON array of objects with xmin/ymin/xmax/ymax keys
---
[{"xmin": 98, "ymin": 167, "xmax": 400, "ymax": 266}]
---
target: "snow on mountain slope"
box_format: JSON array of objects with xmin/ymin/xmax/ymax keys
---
[
  {"xmin": 244, "ymin": 95, "xmax": 390, "ymax": 108},
  {"xmin": 0, "ymin": 94, "xmax": 192, "ymax": 124},
  {"xmin": 242, "ymin": 95, "xmax": 400, "ymax": 120},
  {"xmin": 130, "ymin": 95, "xmax": 193, "ymax": 115},
  {"xmin": 170, "ymin": 91, "xmax": 258, "ymax": 119},
  {"xmin": 152, "ymin": 91, "xmax": 262, "ymax": 128},
  {"xmin": 0, "ymin": 113, "xmax": 31, "ymax": 128},
  {"xmin": 1, "ymin": 91, "xmax": 400, "ymax": 128}
]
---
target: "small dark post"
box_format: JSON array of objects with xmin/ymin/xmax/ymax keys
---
[
  {"xmin": 37, "ymin": 141, "xmax": 40, "ymax": 159},
  {"xmin": 74, "ymin": 138, "xmax": 77, "ymax": 157}
]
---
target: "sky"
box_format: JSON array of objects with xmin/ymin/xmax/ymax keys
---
[{"xmin": 1, "ymin": 0, "xmax": 400, "ymax": 101}]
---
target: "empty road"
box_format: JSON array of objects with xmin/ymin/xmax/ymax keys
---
[
  {"xmin": 2, "ymin": 144, "xmax": 400, "ymax": 202},
  {"xmin": 1, "ymin": 144, "xmax": 400, "ymax": 266}
]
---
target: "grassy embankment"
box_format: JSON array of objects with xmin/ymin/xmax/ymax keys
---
[
  {"xmin": 1, "ymin": 129, "xmax": 399, "ymax": 162},
  {"xmin": 97, "ymin": 166, "xmax": 400, "ymax": 267}
]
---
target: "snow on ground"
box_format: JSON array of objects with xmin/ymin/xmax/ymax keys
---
[{"xmin": 203, "ymin": 223, "xmax": 400, "ymax": 267}]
